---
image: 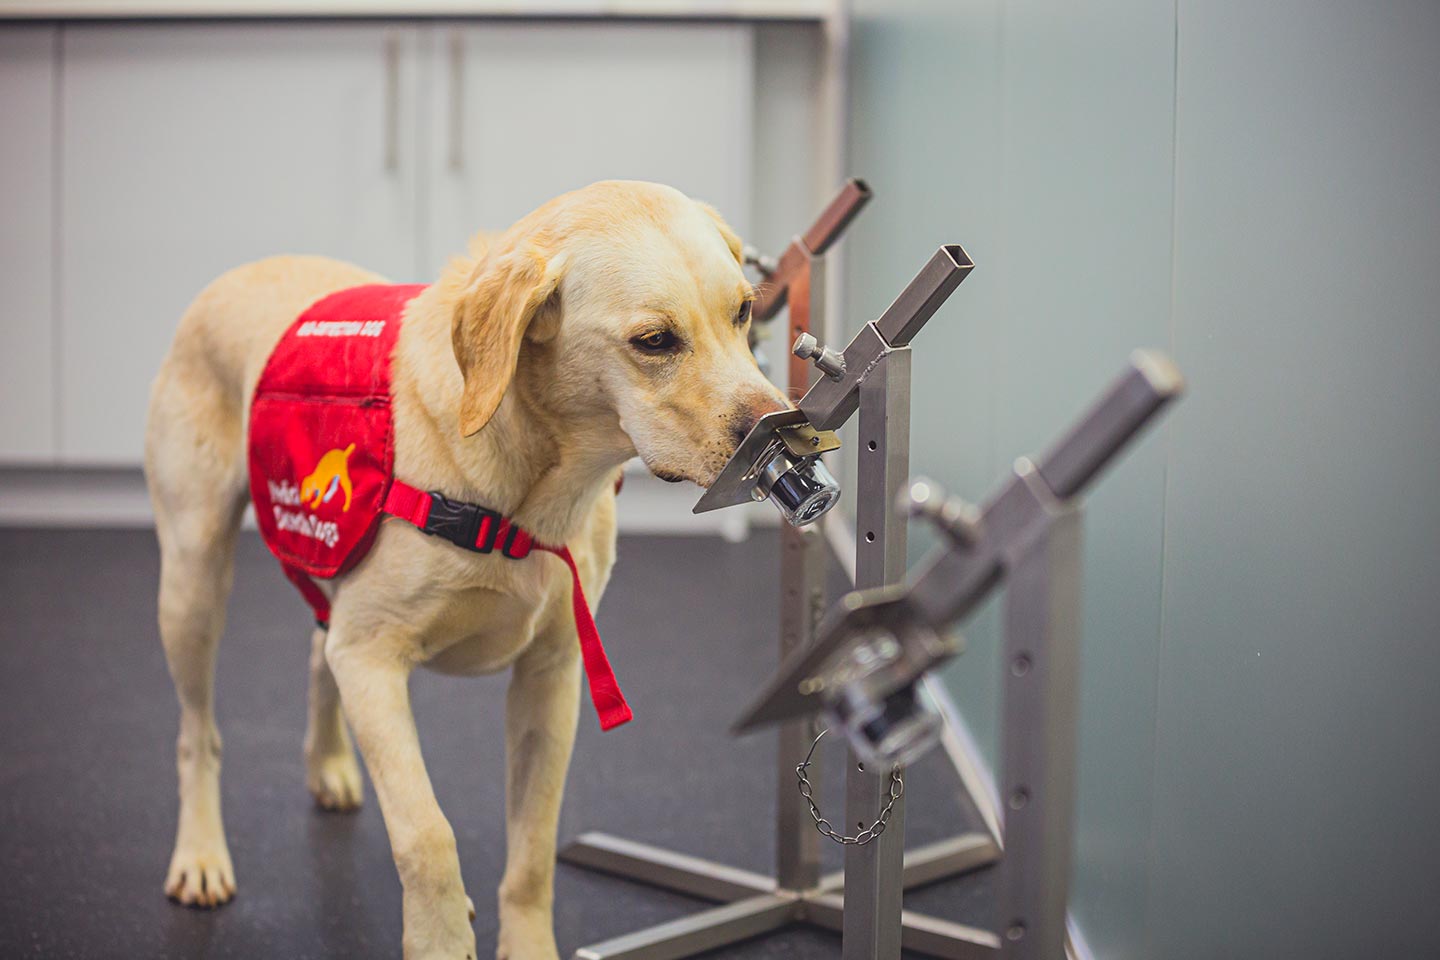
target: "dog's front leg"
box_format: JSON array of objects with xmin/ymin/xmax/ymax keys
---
[
  {"xmin": 498, "ymin": 639, "xmax": 582, "ymax": 960},
  {"xmin": 326, "ymin": 628, "xmax": 476, "ymax": 960}
]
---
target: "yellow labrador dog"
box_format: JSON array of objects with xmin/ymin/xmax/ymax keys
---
[{"xmin": 144, "ymin": 180, "xmax": 787, "ymax": 959}]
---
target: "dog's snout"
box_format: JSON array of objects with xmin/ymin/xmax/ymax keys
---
[{"xmin": 730, "ymin": 392, "xmax": 790, "ymax": 447}]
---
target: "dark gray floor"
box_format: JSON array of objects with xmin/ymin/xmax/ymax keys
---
[{"xmin": 0, "ymin": 528, "xmax": 993, "ymax": 959}]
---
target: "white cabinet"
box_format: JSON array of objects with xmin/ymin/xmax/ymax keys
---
[
  {"xmin": 424, "ymin": 22, "xmax": 753, "ymax": 266},
  {"xmin": 45, "ymin": 20, "xmax": 754, "ymax": 466},
  {"xmin": 59, "ymin": 23, "xmax": 424, "ymax": 463},
  {"xmin": 0, "ymin": 26, "xmax": 58, "ymax": 461}
]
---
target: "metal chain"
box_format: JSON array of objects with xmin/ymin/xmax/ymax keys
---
[{"xmin": 795, "ymin": 729, "xmax": 904, "ymax": 846}]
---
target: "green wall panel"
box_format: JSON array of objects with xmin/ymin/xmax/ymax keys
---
[
  {"xmin": 848, "ymin": 1, "xmax": 1175, "ymax": 956},
  {"xmin": 845, "ymin": 1, "xmax": 1440, "ymax": 957},
  {"xmin": 1152, "ymin": 1, "xmax": 1440, "ymax": 957},
  {"xmin": 988, "ymin": 4, "xmax": 1176, "ymax": 951}
]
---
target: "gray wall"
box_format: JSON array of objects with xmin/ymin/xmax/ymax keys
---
[{"xmin": 843, "ymin": 1, "xmax": 1440, "ymax": 958}]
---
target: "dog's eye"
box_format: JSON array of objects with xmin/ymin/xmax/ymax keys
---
[
  {"xmin": 736, "ymin": 301, "xmax": 753, "ymax": 325},
  {"xmin": 631, "ymin": 330, "xmax": 678, "ymax": 353}
]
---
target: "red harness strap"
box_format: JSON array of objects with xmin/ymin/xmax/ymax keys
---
[
  {"xmin": 248, "ymin": 282, "xmax": 628, "ymax": 731},
  {"xmin": 283, "ymin": 563, "xmax": 334, "ymax": 626},
  {"xmin": 381, "ymin": 479, "xmax": 633, "ymax": 731}
]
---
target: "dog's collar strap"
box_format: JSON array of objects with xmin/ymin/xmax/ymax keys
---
[{"xmin": 382, "ymin": 479, "xmax": 633, "ymax": 731}]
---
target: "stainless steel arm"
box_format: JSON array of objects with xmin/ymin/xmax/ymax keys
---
[
  {"xmin": 796, "ymin": 245, "xmax": 973, "ymax": 431},
  {"xmin": 752, "ymin": 178, "xmax": 873, "ymax": 323}
]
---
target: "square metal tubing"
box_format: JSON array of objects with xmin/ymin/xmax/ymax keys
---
[
  {"xmin": 843, "ymin": 348, "xmax": 913, "ymax": 960},
  {"xmin": 995, "ymin": 498, "xmax": 1083, "ymax": 960}
]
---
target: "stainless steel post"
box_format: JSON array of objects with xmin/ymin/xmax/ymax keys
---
[
  {"xmin": 776, "ymin": 524, "xmax": 827, "ymax": 891},
  {"xmin": 776, "ymin": 249, "xmax": 826, "ymax": 893},
  {"xmin": 843, "ymin": 348, "xmax": 913, "ymax": 960},
  {"xmin": 995, "ymin": 471, "xmax": 1083, "ymax": 960}
]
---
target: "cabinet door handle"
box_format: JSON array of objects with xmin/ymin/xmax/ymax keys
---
[
  {"xmin": 383, "ymin": 31, "xmax": 400, "ymax": 174},
  {"xmin": 448, "ymin": 30, "xmax": 464, "ymax": 172}
]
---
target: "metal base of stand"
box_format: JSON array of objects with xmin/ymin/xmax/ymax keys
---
[{"xmin": 560, "ymin": 832, "xmax": 1000, "ymax": 960}]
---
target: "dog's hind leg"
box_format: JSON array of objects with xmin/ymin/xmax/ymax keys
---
[
  {"xmin": 304, "ymin": 625, "xmax": 364, "ymax": 811},
  {"xmin": 146, "ymin": 367, "xmax": 248, "ymax": 909}
]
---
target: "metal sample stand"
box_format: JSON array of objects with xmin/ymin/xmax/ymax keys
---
[
  {"xmin": 790, "ymin": 244, "xmax": 997, "ymax": 960},
  {"xmin": 735, "ymin": 353, "xmax": 1185, "ymax": 960},
  {"xmin": 562, "ymin": 190, "xmax": 996, "ymax": 960},
  {"xmin": 842, "ymin": 327, "xmax": 911, "ymax": 960}
]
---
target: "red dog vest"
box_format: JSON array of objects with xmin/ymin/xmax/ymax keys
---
[{"xmin": 248, "ymin": 284, "xmax": 631, "ymax": 730}]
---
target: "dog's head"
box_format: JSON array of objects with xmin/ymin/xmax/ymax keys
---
[{"xmin": 450, "ymin": 180, "xmax": 789, "ymax": 487}]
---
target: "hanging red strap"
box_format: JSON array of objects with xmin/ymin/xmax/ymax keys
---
[
  {"xmin": 532, "ymin": 543, "xmax": 633, "ymax": 731},
  {"xmin": 283, "ymin": 562, "xmax": 332, "ymax": 626},
  {"xmin": 380, "ymin": 479, "xmax": 631, "ymax": 731}
]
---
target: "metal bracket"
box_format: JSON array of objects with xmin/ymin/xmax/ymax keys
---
[
  {"xmin": 776, "ymin": 420, "xmax": 842, "ymax": 459},
  {"xmin": 691, "ymin": 409, "xmax": 840, "ymax": 516}
]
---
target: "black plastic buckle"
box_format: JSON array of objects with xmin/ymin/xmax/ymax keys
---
[{"xmin": 423, "ymin": 491, "xmax": 501, "ymax": 554}]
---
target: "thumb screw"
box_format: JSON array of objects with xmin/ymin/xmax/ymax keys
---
[{"xmin": 792, "ymin": 333, "xmax": 847, "ymax": 380}]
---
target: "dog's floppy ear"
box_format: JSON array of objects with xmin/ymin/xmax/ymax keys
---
[
  {"xmin": 451, "ymin": 242, "xmax": 567, "ymax": 437},
  {"xmin": 696, "ymin": 201, "xmax": 744, "ymax": 265}
]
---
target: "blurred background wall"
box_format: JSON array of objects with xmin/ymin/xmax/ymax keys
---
[{"xmin": 843, "ymin": 1, "xmax": 1440, "ymax": 958}]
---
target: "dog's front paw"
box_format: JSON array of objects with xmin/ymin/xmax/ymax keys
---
[
  {"xmin": 402, "ymin": 888, "xmax": 477, "ymax": 960},
  {"xmin": 307, "ymin": 747, "xmax": 364, "ymax": 812},
  {"xmin": 497, "ymin": 908, "xmax": 560, "ymax": 960},
  {"xmin": 164, "ymin": 840, "xmax": 236, "ymax": 908}
]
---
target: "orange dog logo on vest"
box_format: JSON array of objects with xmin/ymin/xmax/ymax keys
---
[{"xmin": 300, "ymin": 444, "xmax": 355, "ymax": 512}]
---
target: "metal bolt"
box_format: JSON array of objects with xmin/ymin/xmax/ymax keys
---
[
  {"xmin": 901, "ymin": 477, "xmax": 983, "ymax": 547},
  {"xmin": 798, "ymin": 676, "xmax": 826, "ymax": 695},
  {"xmin": 742, "ymin": 244, "xmax": 778, "ymax": 277},
  {"xmin": 792, "ymin": 333, "xmax": 847, "ymax": 380}
]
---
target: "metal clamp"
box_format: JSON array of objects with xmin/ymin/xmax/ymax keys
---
[{"xmin": 692, "ymin": 409, "xmax": 841, "ymax": 526}]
